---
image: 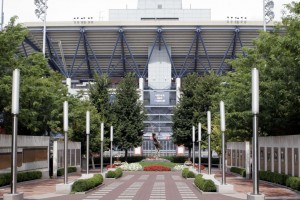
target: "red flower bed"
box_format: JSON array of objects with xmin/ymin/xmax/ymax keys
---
[
  {"xmin": 144, "ymin": 165, "xmax": 171, "ymax": 171},
  {"xmin": 106, "ymin": 164, "xmax": 116, "ymax": 169},
  {"xmin": 194, "ymin": 164, "xmax": 205, "ymax": 170}
]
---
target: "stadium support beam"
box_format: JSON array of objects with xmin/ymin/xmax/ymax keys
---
[
  {"xmin": 194, "ymin": 31, "xmax": 199, "ymax": 72},
  {"xmin": 46, "ymin": 35, "xmax": 67, "ymax": 77},
  {"xmin": 198, "ymin": 29, "xmax": 212, "ymax": 72},
  {"xmin": 82, "ymin": 32, "xmax": 92, "ymax": 79},
  {"xmin": 21, "ymin": 42, "xmax": 28, "ymax": 57},
  {"xmin": 141, "ymin": 32, "xmax": 159, "ymax": 78},
  {"xmin": 217, "ymin": 28, "xmax": 240, "ymax": 75},
  {"xmin": 120, "ymin": 30, "xmax": 126, "ymax": 75},
  {"xmin": 179, "ymin": 33, "xmax": 197, "ymax": 77},
  {"xmin": 24, "ymin": 37, "xmax": 41, "ymax": 52},
  {"xmin": 160, "ymin": 31, "xmax": 178, "ymax": 77},
  {"xmin": 107, "ymin": 32, "xmax": 121, "ymax": 75},
  {"xmin": 70, "ymin": 31, "xmax": 83, "ymax": 77},
  {"xmin": 123, "ymin": 32, "xmax": 140, "ymax": 77}
]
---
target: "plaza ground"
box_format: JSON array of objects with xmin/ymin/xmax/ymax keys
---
[{"xmin": 1, "ymin": 168, "xmax": 300, "ymax": 200}]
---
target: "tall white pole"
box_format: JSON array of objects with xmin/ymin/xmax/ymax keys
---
[
  {"xmin": 252, "ymin": 68, "xmax": 259, "ymax": 195},
  {"xmin": 263, "ymin": 0, "xmax": 266, "ymax": 32},
  {"xmin": 11, "ymin": 69, "xmax": 20, "ymax": 194},
  {"xmin": 63, "ymin": 101, "xmax": 68, "ymax": 184},
  {"xmin": 220, "ymin": 101, "xmax": 226, "ymax": 185},
  {"xmin": 42, "ymin": 0, "xmax": 47, "ymax": 56},
  {"xmin": 198, "ymin": 123, "xmax": 201, "ymax": 174},
  {"xmin": 207, "ymin": 111, "xmax": 211, "ymax": 175},
  {"xmin": 110, "ymin": 126, "xmax": 113, "ymax": 168},
  {"xmin": 100, "ymin": 122, "xmax": 104, "ymax": 173},
  {"xmin": 192, "ymin": 125, "xmax": 195, "ymax": 167},
  {"xmin": 0, "ymin": 0, "xmax": 4, "ymax": 31},
  {"xmin": 86, "ymin": 111, "xmax": 90, "ymax": 174}
]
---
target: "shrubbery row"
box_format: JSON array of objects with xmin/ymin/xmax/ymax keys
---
[
  {"xmin": 0, "ymin": 171, "xmax": 42, "ymax": 187},
  {"xmin": 260, "ymin": 171, "xmax": 300, "ymax": 191},
  {"xmin": 194, "ymin": 174, "xmax": 216, "ymax": 192},
  {"xmin": 181, "ymin": 168, "xmax": 195, "ymax": 178},
  {"xmin": 57, "ymin": 167, "xmax": 77, "ymax": 176},
  {"xmin": 105, "ymin": 168, "xmax": 123, "ymax": 179},
  {"xmin": 230, "ymin": 167, "xmax": 246, "ymax": 177},
  {"xmin": 72, "ymin": 174, "xmax": 103, "ymax": 192}
]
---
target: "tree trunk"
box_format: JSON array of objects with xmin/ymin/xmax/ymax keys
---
[
  {"xmin": 91, "ymin": 155, "xmax": 95, "ymax": 169},
  {"xmin": 125, "ymin": 149, "xmax": 128, "ymax": 162}
]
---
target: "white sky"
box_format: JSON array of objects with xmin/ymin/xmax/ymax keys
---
[{"xmin": 1, "ymin": 0, "xmax": 294, "ymax": 25}]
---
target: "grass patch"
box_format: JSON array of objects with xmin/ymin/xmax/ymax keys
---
[{"xmin": 139, "ymin": 161, "xmax": 177, "ymax": 168}]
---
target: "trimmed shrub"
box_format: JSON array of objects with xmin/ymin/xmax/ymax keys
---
[
  {"xmin": 230, "ymin": 167, "xmax": 246, "ymax": 177},
  {"xmin": 57, "ymin": 167, "xmax": 77, "ymax": 176},
  {"xmin": 260, "ymin": 171, "xmax": 289, "ymax": 186},
  {"xmin": 115, "ymin": 168, "xmax": 123, "ymax": 178},
  {"xmin": 286, "ymin": 177, "xmax": 300, "ymax": 191},
  {"xmin": 105, "ymin": 171, "xmax": 116, "ymax": 178},
  {"xmin": 187, "ymin": 171, "xmax": 195, "ymax": 178},
  {"xmin": 182, "ymin": 168, "xmax": 189, "ymax": 178},
  {"xmin": 194, "ymin": 174, "xmax": 216, "ymax": 192},
  {"xmin": 0, "ymin": 171, "xmax": 42, "ymax": 187},
  {"xmin": 72, "ymin": 174, "xmax": 103, "ymax": 192}
]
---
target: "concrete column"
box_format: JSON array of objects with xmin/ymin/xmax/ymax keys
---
[
  {"xmin": 176, "ymin": 78, "xmax": 181, "ymax": 104},
  {"xmin": 66, "ymin": 78, "xmax": 71, "ymax": 94},
  {"xmin": 53, "ymin": 141, "xmax": 58, "ymax": 178},
  {"xmin": 278, "ymin": 148, "xmax": 281, "ymax": 174},
  {"xmin": 139, "ymin": 77, "xmax": 144, "ymax": 103},
  {"xmin": 245, "ymin": 142, "xmax": 251, "ymax": 179},
  {"xmin": 271, "ymin": 147, "xmax": 274, "ymax": 172},
  {"xmin": 285, "ymin": 147, "xmax": 288, "ymax": 174},
  {"xmin": 292, "ymin": 148, "xmax": 294, "ymax": 176},
  {"xmin": 264, "ymin": 147, "xmax": 267, "ymax": 171}
]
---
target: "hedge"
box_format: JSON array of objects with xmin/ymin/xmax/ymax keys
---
[
  {"xmin": 182, "ymin": 168, "xmax": 189, "ymax": 178},
  {"xmin": 94, "ymin": 156, "xmax": 145, "ymax": 164},
  {"xmin": 72, "ymin": 174, "xmax": 103, "ymax": 192},
  {"xmin": 230, "ymin": 167, "xmax": 246, "ymax": 177},
  {"xmin": 57, "ymin": 167, "xmax": 77, "ymax": 176},
  {"xmin": 286, "ymin": 177, "xmax": 300, "ymax": 191},
  {"xmin": 0, "ymin": 171, "xmax": 42, "ymax": 187},
  {"xmin": 162, "ymin": 156, "xmax": 219, "ymax": 164},
  {"xmin": 105, "ymin": 168, "xmax": 123, "ymax": 179},
  {"xmin": 260, "ymin": 171, "xmax": 290, "ymax": 186},
  {"xmin": 194, "ymin": 174, "xmax": 216, "ymax": 192}
]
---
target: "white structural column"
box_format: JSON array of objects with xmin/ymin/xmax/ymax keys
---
[
  {"xmin": 176, "ymin": 78, "xmax": 181, "ymax": 104},
  {"xmin": 66, "ymin": 78, "xmax": 71, "ymax": 94},
  {"xmin": 139, "ymin": 77, "xmax": 144, "ymax": 103}
]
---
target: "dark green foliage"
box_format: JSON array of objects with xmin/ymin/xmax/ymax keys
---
[
  {"xmin": 72, "ymin": 174, "xmax": 103, "ymax": 192},
  {"xmin": 0, "ymin": 171, "xmax": 42, "ymax": 187},
  {"xmin": 163, "ymin": 156, "xmax": 186, "ymax": 163},
  {"xmin": 259, "ymin": 171, "xmax": 289, "ymax": 186},
  {"xmin": 194, "ymin": 174, "xmax": 216, "ymax": 192},
  {"xmin": 114, "ymin": 168, "xmax": 123, "ymax": 178},
  {"xmin": 112, "ymin": 73, "xmax": 146, "ymax": 161},
  {"xmin": 57, "ymin": 167, "xmax": 77, "ymax": 176},
  {"xmin": 230, "ymin": 167, "xmax": 246, "ymax": 177},
  {"xmin": 105, "ymin": 168, "xmax": 123, "ymax": 179},
  {"xmin": 94, "ymin": 156, "xmax": 145, "ymax": 164},
  {"xmin": 187, "ymin": 171, "xmax": 195, "ymax": 178},
  {"xmin": 105, "ymin": 170, "xmax": 116, "ymax": 178},
  {"xmin": 182, "ymin": 168, "xmax": 189, "ymax": 178},
  {"xmin": 286, "ymin": 177, "xmax": 300, "ymax": 191}
]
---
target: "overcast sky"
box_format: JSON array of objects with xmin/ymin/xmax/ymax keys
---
[{"xmin": 1, "ymin": 0, "xmax": 294, "ymax": 25}]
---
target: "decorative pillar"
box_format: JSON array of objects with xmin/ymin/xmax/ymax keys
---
[{"xmin": 176, "ymin": 78, "xmax": 181, "ymax": 104}]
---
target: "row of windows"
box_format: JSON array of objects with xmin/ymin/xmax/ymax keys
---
[{"xmin": 142, "ymin": 140, "xmax": 176, "ymax": 151}]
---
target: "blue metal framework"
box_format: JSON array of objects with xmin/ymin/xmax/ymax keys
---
[{"xmin": 22, "ymin": 25, "xmax": 256, "ymax": 81}]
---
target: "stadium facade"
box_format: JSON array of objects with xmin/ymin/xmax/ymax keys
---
[{"xmin": 21, "ymin": 0, "xmax": 271, "ymax": 156}]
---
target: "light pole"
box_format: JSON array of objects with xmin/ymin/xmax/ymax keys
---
[
  {"xmin": 263, "ymin": 0, "xmax": 274, "ymax": 31},
  {"xmin": 11, "ymin": 69, "xmax": 20, "ymax": 195},
  {"xmin": 192, "ymin": 125, "xmax": 195, "ymax": 168},
  {"xmin": 34, "ymin": 0, "xmax": 48, "ymax": 56},
  {"xmin": 220, "ymin": 101, "xmax": 226, "ymax": 185},
  {"xmin": 100, "ymin": 122, "xmax": 104, "ymax": 173},
  {"xmin": 252, "ymin": 68, "xmax": 259, "ymax": 195},
  {"xmin": 86, "ymin": 111, "xmax": 90, "ymax": 174},
  {"xmin": 0, "ymin": 0, "xmax": 4, "ymax": 31},
  {"xmin": 63, "ymin": 101, "xmax": 68, "ymax": 184},
  {"xmin": 110, "ymin": 126, "xmax": 113, "ymax": 168},
  {"xmin": 198, "ymin": 122, "xmax": 202, "ymax": 174},
  {"xmin": 207, "ymin": 111, "xmax": 211, "ymax": 175}
]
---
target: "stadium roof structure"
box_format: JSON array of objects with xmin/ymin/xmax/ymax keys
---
[{"xmin": 21, "ymin": 20, "xmax": 272, "ymax": 82}]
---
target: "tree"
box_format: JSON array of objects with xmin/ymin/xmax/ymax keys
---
[
  {"xmin": 0, "ymin": 17, "xmax": 67, "ymax": 135},
  {"xmin": 172, "ymin": 72, "xmax": 221, "ymax": 158},
  {"xmin": 112, "ymin": 73, "xmax": 145, "ymax": 161}
]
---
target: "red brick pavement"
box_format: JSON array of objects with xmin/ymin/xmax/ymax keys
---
[{"xmin": 1, "ymin": 170, "xmax": 300, "ymax": 200}]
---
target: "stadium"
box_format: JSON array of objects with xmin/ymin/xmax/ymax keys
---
[{"xmin": 20, "ymin": 0, "xmax": 272, "ymax": 156}]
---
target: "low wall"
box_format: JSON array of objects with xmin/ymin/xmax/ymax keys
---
[
  {"xmin": 52, "ymin": 141, "xmax": 81, "ymax": 178},
  {"xmin": 0, "ymin": 134, "xmax": 50, "ymax": 178},
  {"xmin": 227, "ymin": 141, "xmax": 251, "ymax": 178},
  {"xmin": 259, "ymin": 135, "xmax": 300, "ymax": 177}
]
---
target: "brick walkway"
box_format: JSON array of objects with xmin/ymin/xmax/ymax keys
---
[{"xmin": 1, "ymin": 170, "xmax": 300, "ymax": 200}]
